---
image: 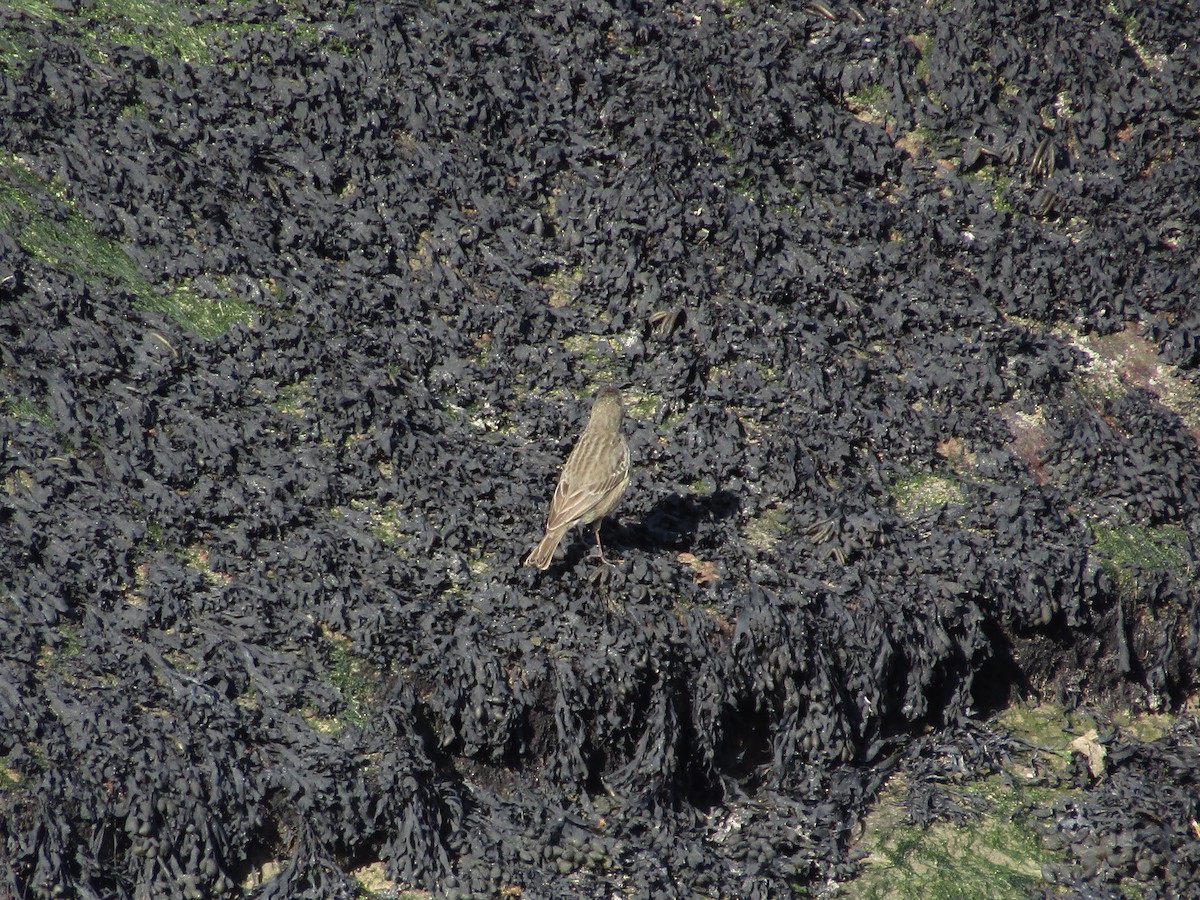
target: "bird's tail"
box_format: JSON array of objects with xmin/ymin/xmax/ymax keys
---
[{"xmin": 524, "ymin": 527, "xmax": 567, "ymax": 569}]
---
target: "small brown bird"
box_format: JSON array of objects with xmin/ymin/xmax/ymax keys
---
[{"xmin": 524, "ymin": 387, "xmax": 631, "ymax": 569}]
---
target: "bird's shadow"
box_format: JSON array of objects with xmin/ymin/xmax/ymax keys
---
[{"xmin": 609, "ymin": 488, "xmax": 741, "ymax": 557}]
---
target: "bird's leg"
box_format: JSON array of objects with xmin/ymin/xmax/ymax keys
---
[
  {"xmin": 593, "ymin": 522, "xmax": 619, "ymax": 566},
  {"xmin": 588, "ymin": 524, "xmax": 623, "ymax": 603}
]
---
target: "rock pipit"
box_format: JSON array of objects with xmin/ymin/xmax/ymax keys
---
[{"xmin": 524, "ymin": 387, "xmax": 630, "ymax": 569}]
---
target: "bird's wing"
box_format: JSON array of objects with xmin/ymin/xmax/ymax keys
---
[{"xmin": 543, "ymin": 437, "xmax": 627, "ymax": 532}]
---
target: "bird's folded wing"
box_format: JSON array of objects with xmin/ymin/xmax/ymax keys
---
[{"xmin": 544, "ymin": 460, "xmax": 626, "ymax": 532}]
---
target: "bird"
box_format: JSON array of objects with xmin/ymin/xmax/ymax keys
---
[{"xmin": 524, "ymin": 386, "xmax": 631, "ymax": 569}]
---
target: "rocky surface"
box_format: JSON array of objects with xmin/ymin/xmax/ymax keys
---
[{"xmin": 1, "ymin": 1, "xmax": 1198, "ymax": 896}]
